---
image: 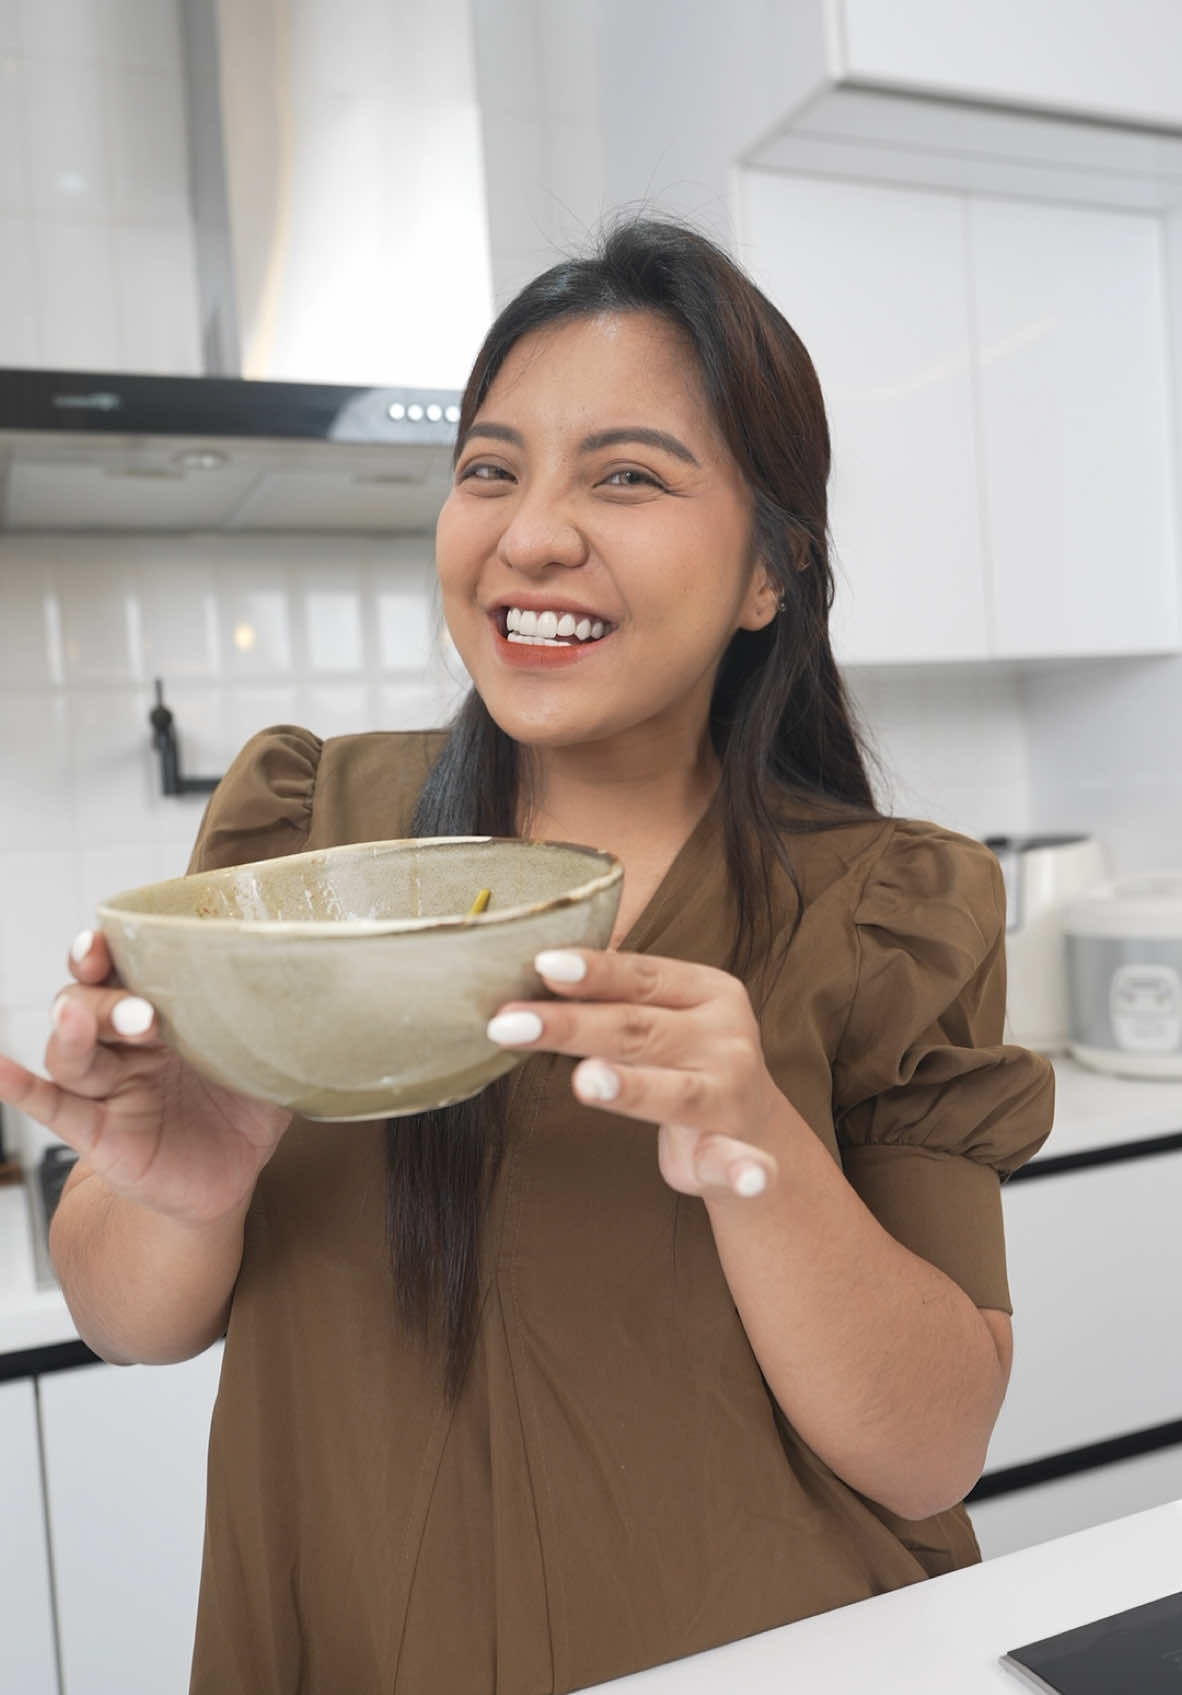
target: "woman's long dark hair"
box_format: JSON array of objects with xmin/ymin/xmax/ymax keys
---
[{"xmin": 386, "ymin": 215, "xmax": 887, "ymax": 1400}]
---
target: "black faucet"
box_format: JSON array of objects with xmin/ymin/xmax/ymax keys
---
[{"xmin": 149, "ymin": 678, "xmax": 222, "ymax": 797}]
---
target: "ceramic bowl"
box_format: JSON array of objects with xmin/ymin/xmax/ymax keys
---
[{"xmin": 96, "ymin": 837, "xmax": 622, "ymax": 1121}]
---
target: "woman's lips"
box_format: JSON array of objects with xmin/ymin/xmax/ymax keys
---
[{"xmin": 489, "ymin": 610, "xmax": 613, "ymax": 668}]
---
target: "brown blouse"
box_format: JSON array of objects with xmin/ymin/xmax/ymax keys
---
[{"xmin": 186, "ymin": 726, "xmax": 1053, "ymax": 1695}]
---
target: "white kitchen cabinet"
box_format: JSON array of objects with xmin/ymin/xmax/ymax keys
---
[
  {"xmin": 0, "ymin": 1378, "xmax": 59, "ymax": 1695},
  {"xmin": 38, "ymin": 1344, "xmax": 223, "ymax": 1695},
  {"xmin": 738, "ymin": 168, "xmax": 1180, "ymax": 666},
  {"xmin": 970, "ymin": 197, "xmax": 1178, "ymax": 659},
  {"xmin": 971, "ymin": 1443, "xmax": 1182, "ymax": 1561},
  {"xmin": 987, "ymin": 1153, "xmax": 1182, "ymax": 1472},
  {"xmin": 737, "ymin": 169, "xmax": 989, "ymax": 665},
  {"xmin": 837, "ymin": 0, "xmax": 1182, "ymax": 131}
]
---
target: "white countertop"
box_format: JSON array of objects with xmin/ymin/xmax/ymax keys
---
[
  {"xmin": 1039, "ymin": 1054, "xmax": 1182, "ymax": 1160},
  {"xmin": 2, "ymin": 1056, "xmax": 1182, "ymax": 1361},
  {"xmin": 579, "ymin": 1498, "xmax": 1182, "ymax": 1693}
]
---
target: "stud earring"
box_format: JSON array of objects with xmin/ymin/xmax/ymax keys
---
[{"xmin": 777, "ymin": 595, "xmax": 788, "ymax": 613}]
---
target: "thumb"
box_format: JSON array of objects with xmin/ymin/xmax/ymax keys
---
[{"xmin": 658, "ymin": 1125, "xmax": 777, "ymax": 1199}]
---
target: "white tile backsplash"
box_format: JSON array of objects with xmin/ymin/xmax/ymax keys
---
[
  {"xmin": 139, "ymin": 561, "xmax": 221, "ymax": 681},
  {"xmin": 304, "ymin": 587, "xmax": 366, "ymax": 674},
  {"xmin": 0, "ymin": 691, "xmax": 73, "ymax": 851},
  {"xmin": 377, "ymin": 588, "xmax": 435, "ymax": 671},
  {"xmin": 301, "ymin": 683, "xmax": 371, "ymax": 740},
  {"xmin": 54, "ymin": 552, "xmax": 145, "ymax": 685},
  {"xmin": 215, "ymin": 571, "xmax": 295, "ymax": 677},
  {"xmin": 220, "ymin": 685, "xmax": 303, "ymax": 760},
  {"xmin": 0, "ymin": 562, "xmax": 62, "ymax": 688},
  {"xmin": 67, "ymin": 686, "xmax": 163, "ymax": 846},
  {"xmin": 0, "ymin": 848, "xmax": 84, "ymax": 1008}
]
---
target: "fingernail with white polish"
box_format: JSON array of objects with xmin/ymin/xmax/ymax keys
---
[
  {"xmin": 486, "ymin": 1010, "xmax": 544, "ymax": 1045},
  {"xmin": 112, "ymin": 996, "xmax": 154, "ymax": 1037},
  {"xmin": 71, "ymin": 929, "xmax": 94, "ymax": 964},
  {"xmin": 534, "ymin": 950, "xmax": 586, "ymax": 983},
  {"xmin": 575, "ymin": 1059, "xmax": 620, "ymax": 1102},
  {"xmin": 51, "ymin": 993, "xmax": 69, "ymax": 1032},
  {"xmin": 732, "ymin": 1162, "xmax": 768, "ymax": 1198}
]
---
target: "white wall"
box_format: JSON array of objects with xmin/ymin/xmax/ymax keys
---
[
  {"xmin": 0, "ymin": 533, "xmax": 465, "ymax": 1169},
  {"xmin": 0, "ymin": 0, "xmax": 200, "ymax": 372}
]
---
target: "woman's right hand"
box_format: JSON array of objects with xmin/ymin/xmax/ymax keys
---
[{"xmin": 0, "ymin": 929, "xmax": 292, "ymax": 1228}]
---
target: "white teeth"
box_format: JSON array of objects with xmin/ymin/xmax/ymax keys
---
[{"xmin": 501, "ymin": 606, "xmax": 611, "ymax": 643}]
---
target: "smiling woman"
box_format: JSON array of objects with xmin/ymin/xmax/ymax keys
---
[
  {"xmin": 436, "ymin": 310, "xmax": 777, "ymax": 744},
  {"xmin": 0, "ymin": 216, "xmax": 1055, "ymax": 1695}
]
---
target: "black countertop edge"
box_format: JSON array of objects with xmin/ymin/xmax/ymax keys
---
[
  {"xmin": 1010, "ymin": 1128, "xmax": 1182, "ymax": 1183},
  {"xmin": 0, "ymin": 1337, "xmax": 102, "ymax": 1383},
  {"xmin": 970, "ymin": 1416, "xmax": 1182, "ymax": 1501}
]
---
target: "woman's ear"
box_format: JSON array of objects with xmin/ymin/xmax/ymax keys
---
[{"xmin": 739, "ymin": 564, "xmax": 782, "ymax": 632}]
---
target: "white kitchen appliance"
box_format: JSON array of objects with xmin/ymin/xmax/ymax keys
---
[
  {"xmin": 985, "ymin": 834, "xmax": 1107, "ymax": 1053},
  {"xmin": 1065, "ymin": 875, "xmax": 1182, "ymax": 1077}
]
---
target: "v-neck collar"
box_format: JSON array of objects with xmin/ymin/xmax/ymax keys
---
[{"xmin": 612, "ymin": 780, "xmax": 727, "ymax": 957}]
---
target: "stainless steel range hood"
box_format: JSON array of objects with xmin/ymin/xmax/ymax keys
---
[
  {"xmin": 0, "ymin": 368, "xmax": 462, "ymax": 533},
  {"xmin": 0, "ymin": 0, "xmax": 491, "ymax": 535}
]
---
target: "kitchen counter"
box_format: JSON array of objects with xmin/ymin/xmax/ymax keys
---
[
  {"xmin": 2, "ymin": 1055, "xmax": 1181, "ymax": 1360},
  {"xmin": 578, "ymin": 1498, "xmax": 1182, "ymax": 1692},
  {"xmin": 1038, "ymin": 1053, "xmax": 1182, "ymax": 1160}
]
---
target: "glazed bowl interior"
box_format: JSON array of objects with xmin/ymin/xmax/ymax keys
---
[{"xmin": 96, "ymin": 836, "xmax": 622, "ymax": 1121}]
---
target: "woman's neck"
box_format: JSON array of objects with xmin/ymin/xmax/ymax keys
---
[{"xmin": 516, "ymin": 737, "xmax": 721, "ymax": 851}]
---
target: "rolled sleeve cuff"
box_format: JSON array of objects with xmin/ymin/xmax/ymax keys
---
[{"xmin": 841, "ymin": 1143, "xmax": 1012, "ymax": 1314}]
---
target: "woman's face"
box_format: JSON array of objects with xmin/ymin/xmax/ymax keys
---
[{"xmin": 435, "ymin": 310, "xmax": 778, "ymax": 761}]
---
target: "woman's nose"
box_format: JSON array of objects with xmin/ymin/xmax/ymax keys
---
[{"xmin": 496, "ymin": 492, "xmax": 588, "ymax": 573}]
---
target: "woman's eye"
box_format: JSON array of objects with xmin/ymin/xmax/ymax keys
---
[
  {"xmin": 602, "ymin": 468, "xmax": 663, "ymax": 490},
  {"xmin": 458, "ymin": 462, "xmax": 512, "ymax": 484}
]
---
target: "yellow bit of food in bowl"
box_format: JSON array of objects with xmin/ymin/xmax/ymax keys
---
[{"xmin": 96, "ymin": 838, "xmax": 621, "ymax": 1122}]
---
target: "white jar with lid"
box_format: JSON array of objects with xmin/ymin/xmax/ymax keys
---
[{"xmin": 1065, "ymin": 875, "xmax": 1182, "ymax": 1077}]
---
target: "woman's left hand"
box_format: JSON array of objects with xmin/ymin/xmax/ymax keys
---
[{"xmin": 486, "ymin": 948, "xmax": 783, "ymax": 1200}]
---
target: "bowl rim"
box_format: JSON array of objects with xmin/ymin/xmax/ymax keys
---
[{"xmin": 95, "ymin": 834, "xmax": 624, "ymax": 938}]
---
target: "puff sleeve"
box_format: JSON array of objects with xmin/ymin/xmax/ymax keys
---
[
  {"xmin": 186, "ymin": 725, "xmax": 322, "ymax": 876},
  {"xmin": 832, "ymin": 818, "xmax": 1054, "ymax": 1314}
]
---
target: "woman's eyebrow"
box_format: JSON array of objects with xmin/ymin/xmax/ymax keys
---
[
  {"xmin": 580, "ymin": 427, "xmax": 700, "ymax": 466},
  {"xmin": 460, "ymin": 421, "xmax": 701, "ymax": 467}
]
